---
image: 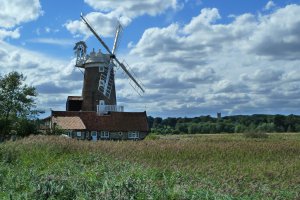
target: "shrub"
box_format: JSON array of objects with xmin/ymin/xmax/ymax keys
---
[
  {"xmin": 145, "ymin": 133, "xmax": 160, "ymax": 140},
  {"xmin": 50, "ymin": 126, "xmax": 66, "ymax": 135},
  {"xmin": 244, "ymin": 130, "xmax": 269, "ymax": 139}
]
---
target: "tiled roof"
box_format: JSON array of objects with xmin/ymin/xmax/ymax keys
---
[
  {"xmin": 53, "ymin": 116, "xmax": 86, "ymax": 130},
  {"xmin": 51, "ymin": 111, "xmax": 149, "ymax": 132},
  {"xmin": 67, "ymin": 96, "xmax": 83, "ymax": 101}
]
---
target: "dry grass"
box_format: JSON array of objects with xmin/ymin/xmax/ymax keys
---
[{"xmin": 1, "ymin": 133, "xmax": 300, "ymax": 199}]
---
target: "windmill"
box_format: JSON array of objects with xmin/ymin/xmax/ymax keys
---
[{"xmin": 73, "ymin": 14, "xmax": 145, "ymax": 113}]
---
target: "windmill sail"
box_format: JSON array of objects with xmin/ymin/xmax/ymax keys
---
[
  {"xmin": 81, "ymin": 14, "xmax": 145, "ymax": 99},
  {"xmin": 98, "ymin": 62, "xmax": 114, "ymax": 98},
  {"xmin": 112, "ymin": 23, "xmax": 122, "ymax": 55},
  {"xmin": 80, "ymin": 14, "xmax": 112, "ymax": 54}
]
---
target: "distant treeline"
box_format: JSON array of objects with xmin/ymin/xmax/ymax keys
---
[{"xmin": 148, "ymin": 114, "xmax": 300, "ymax": 134}]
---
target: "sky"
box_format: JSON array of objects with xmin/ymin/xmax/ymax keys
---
[{"xmin": 1, "ymin": 0, "xmax": 300, "ymax": 118}]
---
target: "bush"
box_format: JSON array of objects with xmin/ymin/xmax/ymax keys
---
[
  {"xmin": 256, "ymin": 123, "xmax": 275, "ymax": 133},
  {"xmin": 244, "ymin": 130, "xmax": 269, "ymax": 139},
  {"xmin": 145, "ymin": 133, "xmax": 160, "ymax": 140},
  {"xmin": 16, "ymin": 119, "xmax": 38, "ymax": 136},
  {"xmin": 50, "ymin": 126, "xmax": 66, "ymax": 135}
]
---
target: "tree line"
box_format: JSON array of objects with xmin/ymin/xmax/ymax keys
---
[
  {"xmin": 1, "ymin": 71, "xmax": 300, "ymax": 140},
  {"xmin": 148, "ymin": 114, "xmax": 300, "ymax": 134}
]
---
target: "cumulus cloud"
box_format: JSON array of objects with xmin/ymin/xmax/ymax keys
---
[
  {"xmin": 84, "ymin": 0, "xmax": 177, "ymax": 18},
  {"xmin": 27, "ymin": 38, "xmax": 75, "ymax": 47},
  {"xmin": 248, "ymin": 4, "xmax": 300, "ymax": 60},
  {"xmin": 241, "ymin": 69, "xmax": 283, "ymax": 83},
  {"xmin": 264, "ymin": 1, "xmax": 276, "ymax": 10},
  {"xmin": 123, "ymin": 4, "xmax": 300, "ymax": 116},
  {"xmin": 2, "ymin": 1, "xmax": 299, "ymax": 117},
  {"xmin": 65, "ymin": 12, "xmax": 123, "ymax": 38},
  {"xmin": 65, "ymin": 0, "xmax": 179, "ymax": 37},
  {"xmin": 0, "ymin": 0, "xmax": 42, "ymax": 40},
  {"xmin": 0, "ymin": 41, "xmax": 81, "ymax": 111},
  {"xmin": 183, "ymin": 8, "xmax": 221, "ymax": 32},
  {"xmin": 0, "ymin": 0, "xmax": 42, "ymax": 28},
  {"xmin": 0, "ymin": 28, "xmax": 20, "ymax": 40}
]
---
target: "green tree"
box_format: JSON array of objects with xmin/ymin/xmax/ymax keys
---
[
  {"xmin": 0, "ymin": 72, "xmax": 38, "ymax": 135},
  {"xmin": 274, "ymin": 115, "xmax": 286, "ymax": 132},
  {"xmin": 152, "ymin": 117, "xmax": 163, "ymax": 128},
  {"xmin": 175, "ymin": 123, "xmax": 188, "ymax": 134},
  {"xmin": 147, "ymin": 116, "xmax": 154, "ymax": 129}
]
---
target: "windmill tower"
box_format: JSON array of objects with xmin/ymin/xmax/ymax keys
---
[{"xmin": 72, "ymin": 14, "xmax": 145, "ymax": 113}]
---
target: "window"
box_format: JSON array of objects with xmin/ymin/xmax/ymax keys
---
[
  {"xmin": 77, "ymin": 132, "xmax": 81, "ymax": 137},
  {"xmin": 128, "ymin": 131, "xmax": 139, "ymax": 139},
  {"xmin": 66, "ymin": 130, "xmax": 72, "ymax": 137},
  {"xmin": 99, "ymin": 65, "xmax": 104, "ymax": 72},
  {"xmin": 91, "ymin": 131, "xmax": 97, "ymax": 137},
  {"xmin": 100, "ymin": 131, "xmax": 109, "ymax": 139}
]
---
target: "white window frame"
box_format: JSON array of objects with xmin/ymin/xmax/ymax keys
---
[
  {"xmin": 128, "ymin": 131, "xmax": 139, "ymax": 139},
  {"xmin": 99, "ymin": 65, "xmax": 104, "ymax": 72},
  {"xmin": 100, "ymin": 131, "xmax": 110, "ymax": 139},
  {"xmin": 76, "ymin": 131, "xmax": 81, "ymax": 137}
]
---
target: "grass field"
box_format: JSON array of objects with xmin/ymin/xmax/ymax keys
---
[{"xmin": 0, "ymin": 133, "xmax": 299, "ymax": 199}]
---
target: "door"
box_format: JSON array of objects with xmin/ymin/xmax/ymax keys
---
[{"xmin": 91, "ymin": 131, "xmax": 97, "ymax": 141}]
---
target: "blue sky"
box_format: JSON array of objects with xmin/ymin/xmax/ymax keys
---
[{"xmin": 1, "ymin": 0, "xmax": 300, "ymax": 118}]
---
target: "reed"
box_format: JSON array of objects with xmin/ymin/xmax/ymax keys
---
[{"xmin": 0, "ymin": 133, "xmax": 299, "ymax": 199}]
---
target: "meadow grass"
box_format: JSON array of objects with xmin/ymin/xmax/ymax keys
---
[{"xmin": 0, "ymin": 133, "xmax": 299, "ymax": 199}]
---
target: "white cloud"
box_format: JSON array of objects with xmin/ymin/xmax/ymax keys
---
[
  {"xmin": 183, "ymin": 8, "xmax": 221, "ymax": 33},
  {"xmin": 248, "ymin": 4, "xmax": 300, "ymax": 59},
  {"xmin": 264, "ymin": 1, "xmax": 276, "ymax": 10},
  {"xmin": 0, "ymin": 0, "xmax": 42, "ymax": 40},
  {"xmin": 27, "ymin": 38, "xmax": 75, "ymax": 47},
  {"xmin": 84, "ymin": 0, "xmax": 178, "ymax": 18},
  {"xmin": 65, "ymin": 12, "xmax": 123, "ymax": 38},
  {"xmin": 123, "ymin": 4, "xmax": 300, "ymax": 116},
  {"xmin": 0, "ymin": 28, "xmax": 20, "ymax": 40},
  {"xmin": 241, "ymin": 69, "xmax": 283, "ymax": 83},
  {"xmin": 0, "ymin": 41, "xmax": 81, "ymax": 112},
  {"xmin": 0, "ymin": 0, "xmax": 43, "ymax": 29},
  {"xmin": 65, "ymin": 0, "xmax": 179, "ymax": 38}
]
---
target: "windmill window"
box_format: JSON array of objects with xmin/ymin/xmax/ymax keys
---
[{"xmin": 99, "ymin": 65, "xmax": 104, "ymax": 72}]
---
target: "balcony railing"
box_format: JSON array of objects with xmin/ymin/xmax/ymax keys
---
[{"xmin": 97, "ymin": 105, "xmax": 124, "ymax": 115}]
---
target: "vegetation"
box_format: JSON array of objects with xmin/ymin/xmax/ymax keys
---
[
  {"xmin": 148, "ymin": 114, "xmax": 300, "ymax": 134},
  {"xmin": 0, "ymin": 72, "xmax": 41, "ymax": 140},
  {"xmin": 0, "ymin": 134, "xmax": 299, "ymax": 199}
]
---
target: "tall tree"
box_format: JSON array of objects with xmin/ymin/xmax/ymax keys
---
[{"xmin": 0, "ymin": 72, "xmax": 37, "ymax": 134}]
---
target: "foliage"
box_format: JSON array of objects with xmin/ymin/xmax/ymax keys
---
[
  {"xmin": 0, "ymin": 71, "xmax": 37, "ymax": 120},
  {"xmin": 15, "ymin": 118, "xmax": 38, "ymax": 137},
  {"xmin": 0, "ymin": 72, "xmax": 41, "ymax": 136},
  {"xmin": 50, "ymin": 126, "xmax": 67, "ymax": 135},
  {"xmin": 243, "ymin": 130, "xmax": 269, "ymax": 139},
  {"xmin": 145, "ymin": 133, "xmax": 160, "ymax": 140},
  {"xmin": 149, "ymin": 114, "xmax": 300, "ymax": 134},
  {"xmin": 0, "ymin": 134, "xmax": 299, "ymax": 199}
]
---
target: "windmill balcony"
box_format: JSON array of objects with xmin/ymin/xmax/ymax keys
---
[{"xmin": 97, "ymin": 104, "xmax": 124, "ymax": 115}]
